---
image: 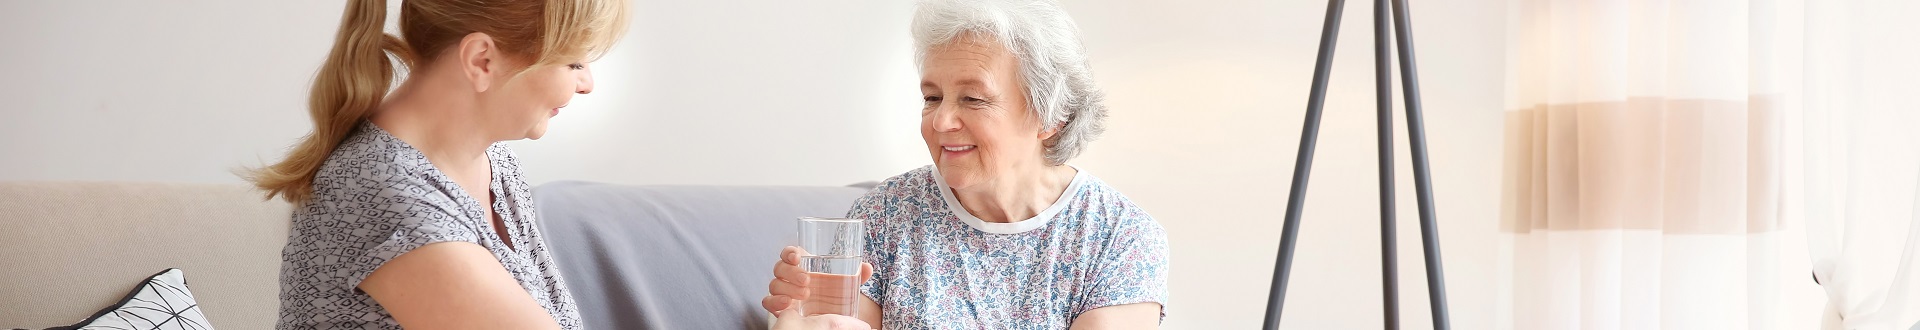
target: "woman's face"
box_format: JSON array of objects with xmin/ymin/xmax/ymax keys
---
[
  {"xmin": 920, "ymin": 35, "xmax": 1055, "ymax": 191},
  {"xmin": 479, "ymin": 59, "xmax": 595, "ymax": 140}
]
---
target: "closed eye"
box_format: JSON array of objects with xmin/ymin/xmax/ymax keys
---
[{"xmin": 962, "ymin": 96, "xmax": 989, "ymax": 106}]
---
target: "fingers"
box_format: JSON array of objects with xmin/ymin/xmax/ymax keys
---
[
  {"xmin": 768, "ymin": 246, "xmax": 812, "ymax": 315},
  {"xmin": 770, "ymin": 248, "xmax": 875, "ymax": 330},
  {"xmin": 782, "ymin": 246, "xmax": 805, "ymax": 265},
  {"xmin": 761, "ymin": 294, "xmax": 795, "ymax": 315},
  {"xmin": 770, "ymin": 274, "xmax": 809, "ymax": 299},
  {"xmin": 807, "ymin": 314, "xmax": 874, "ymax": 330},
  {"xmin": 774, "ymin": 258, "xmax": 810, "ymax": 286},
  {"xmin": 772, "ymin": 306, "xmax": 872, "ymax": 330},
  {"xmin": 768, "ymin": 297, "xmax": 804, "ymax": 330}
]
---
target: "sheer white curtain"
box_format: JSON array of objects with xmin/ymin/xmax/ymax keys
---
[
  {"xmin": 1801, "ymin": 1, "xmax": 1920, "ymax": 329},
  {"xmin": 1498, "ymin": 0, "xmax": 1789, "ymax": 328},
  {"xmin": 1500, "ymin": 0, "xmax": 1920, "ymax": 329}
]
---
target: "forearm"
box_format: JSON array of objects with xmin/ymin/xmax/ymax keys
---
[
  {"xmin": 1067, "ymin": 303, "xmax": 1161, "ymax": 330},
  {"xmin": 857, "ymin": 294, "xmax": 883, "ymax": 329}
]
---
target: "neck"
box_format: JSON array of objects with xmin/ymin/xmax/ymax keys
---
[
  {"xmin": 952, "ymin": 163, "xmax": 1077, "ymax": 223},
  {"xmin": 369, "ymin": 69, "xmax": 495, "ymax": 171}
]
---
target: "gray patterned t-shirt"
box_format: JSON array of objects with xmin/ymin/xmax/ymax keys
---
[{"xmin": 277, "ymin": 123, "xmax": 581, "ymax": 329}]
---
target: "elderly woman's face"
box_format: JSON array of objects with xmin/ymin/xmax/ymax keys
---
[{"xmin": 920, "ymin": 35, "xmax": 1056, "ymax": 191}]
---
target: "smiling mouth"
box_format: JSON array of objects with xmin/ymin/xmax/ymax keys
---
[{"xmin": 942, "ymin": 145, "xmax": 976, "ymax": 152}]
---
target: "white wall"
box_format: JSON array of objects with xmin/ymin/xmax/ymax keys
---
[
  {"xmin": 0, "ymin": 1, "xmax": 338, "ymax": 183},
  {"xmin": 0, "ymin": 0, "xmax": 1519, "ymax": 328},
  {"xmin": 0, "ymin": 0, "xmax": 928, "ymax": 186},
  {"xmin": 1063, "ymin": 0, "xmax": 1509, "ymax": 328},
  {"xmin": 507, "ymin": 0, "xmax": 928, "ymax": 186}
]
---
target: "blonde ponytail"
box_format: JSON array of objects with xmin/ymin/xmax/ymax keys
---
[
  {"xmin": 248, "ymin": 0, "xmax": 629, "ymax": 204},
  {"xmin": 248, "ymin": 0, "xmax": 411, "ymax": 203}
]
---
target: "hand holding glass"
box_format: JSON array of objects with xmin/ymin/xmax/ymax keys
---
[{"xmin": 796, "ymin": 217, "xmax": 865, "ymax": 316}]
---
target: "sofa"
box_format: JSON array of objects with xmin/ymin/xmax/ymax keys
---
[{"xmin": 0, "ymin": 180, "xmax": 869, "ymax": 330}]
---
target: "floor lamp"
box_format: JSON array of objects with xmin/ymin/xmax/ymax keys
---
[{"xmin": 1259, "ymin": 0, "xmax": 1451, "ymax": 329}]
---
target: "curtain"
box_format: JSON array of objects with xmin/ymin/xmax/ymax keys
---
[
  {"xmin": 1500, "ymin": 0, "xmax": 1920, "ymax": 329},
  {"xmin": 1801, "ymin": 1, "xmax": 1920, "ymax": 329},
  {"xmin": 1498, "ymin": 0, "xmax": 1790, "ymax": 328}
]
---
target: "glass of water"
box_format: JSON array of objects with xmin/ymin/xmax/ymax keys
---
[{"xmin": 797, "ymin": 217, "xmax": 865, "ymax": 316}]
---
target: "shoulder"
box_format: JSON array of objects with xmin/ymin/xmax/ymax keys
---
[
  {"xmin": 486, "ymin": 143, "xmax": 535, "ymax": 190},
  {"xmin": 487, "ymin": 143, "xmax": 522, "ymax": 169},
  {"xmin": 303, "ymin": 124, "xmax": 462, "ymax": 220},
  {"xmin": 313, "ymin": 124, "xmax": 433, "ymax": 187},
  {"xmin": 874, "ymin": 165, "xmax": 938, "ymax": 195},
  {"xmin": 1069, "ymin": 173, "xmax": 1163, "ymax": 237},
  {"xmin": 847, "ymin": 165, "xmax": 942, "ymax": 224},
  {"xmin": 851, "ymin": 166, "xmax": 938, "ymax": 208}
]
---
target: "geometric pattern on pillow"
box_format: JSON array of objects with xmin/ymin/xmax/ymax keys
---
[{"xmin": 53, "ymin": 268, "xmax": 214, "ymax": 330}]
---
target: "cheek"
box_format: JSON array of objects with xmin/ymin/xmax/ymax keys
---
[
  {"xmin": 920, "ymin": 110, "xmax": 945, "ymax": 143},
  {"xmin": 525, "ymin": 70, "xmax": 573, "ymax": 106},
  {"xmin": 545, "ymin": 77, "xmax": 573, "ymax": 104},
  {"xmin": 919, "ymin": 116, "xmax": 935, "ymax": 139},
  {"xmin": 556, "ymin": 73, "xmax": 579, "ymax": 96},
  {"xmin": 977, "ymin": 116, "xmax": 1039, "ymax": 163}
]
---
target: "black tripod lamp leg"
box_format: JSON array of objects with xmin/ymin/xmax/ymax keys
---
[
  {"xmin": 1262, "ymin": 0, "xmax": 1348, "ymax": 329},
  {"xmin": 1388, "ymin": 0, "xmax": 1452, "ymax": 328}
]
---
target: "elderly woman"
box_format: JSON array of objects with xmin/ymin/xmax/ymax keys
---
[{"xmin": 763, "ymin": 0, "xmax": 1169, "ymax": 328}]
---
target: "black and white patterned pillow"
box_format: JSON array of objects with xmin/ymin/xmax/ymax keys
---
[{"xmin": 47, "ymin": 269, "xmax": 214, "ymax": 330}]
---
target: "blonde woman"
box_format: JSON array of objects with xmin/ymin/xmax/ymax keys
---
[{"xmin": 252, "ymin": 1, "xmax": 864, "ymax": 329}]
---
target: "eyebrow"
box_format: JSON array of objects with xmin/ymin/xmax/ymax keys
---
[
  {"xmin": 922, "ymin": 77, "xmax": 992, "ymax": 91},
  {"xmin": 954, "ymin": 77, "xmax": 988, "ymax": 88}
]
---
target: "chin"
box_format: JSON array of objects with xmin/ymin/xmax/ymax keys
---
[
  {"xmin": 936, "ymin": 162, "xmax": 978, "ymax": 190},
  {"xmin": 524, "ymin": 123, "xmax": 550, "ymax": 140}
]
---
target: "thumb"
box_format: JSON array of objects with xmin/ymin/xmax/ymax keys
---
[
  {"xmin": 858, "ymin": 262, "xmax": 875, "ymax": 283},
  {"xmin": 761, "ymin": 295, "xmax": 795, "ymax": 315},
  {"xmin": 770, "ymin": 296, "xmax": 803, "ymax": 328}
]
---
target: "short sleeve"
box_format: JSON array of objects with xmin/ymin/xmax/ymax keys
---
[
  {"xmin": 846, "ymin": 169, "xmax": 930, "ymax": 305},
  {"xmin": 847, "ymin": 191, "xmax": 890, "ymax": 302},
  {"xmin": 306, "ymin": 180, "xmax": 483, "ymax": 292},
  {"xmin": 1077, "ymin": 210, "xmax": 1171, "ymax": 319}
]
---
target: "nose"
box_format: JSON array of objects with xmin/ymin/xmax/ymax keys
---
[
  {"xmin": 931, "ymin": 101, "xmax": 961, "ymax": 132},
  {"xmin": 576, "ymin": 65, "xmax": 595, "ymax": 95}
]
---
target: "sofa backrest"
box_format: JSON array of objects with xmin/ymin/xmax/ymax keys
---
[
  {"xmin": 0, "ymin": 182, "xmax": 291, "ymax": 329},
  {"xmin": 0, "ymin": 180, "xmax": 871, "ymax": 330},
  {"xmin": 533, "ymin": 181, "xmax": 869, "ymax": 330}
]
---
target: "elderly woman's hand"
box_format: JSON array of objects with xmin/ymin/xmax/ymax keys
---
[{"xmin": 763, "ymin": 246, "xmax": 874, "ymax": 316}]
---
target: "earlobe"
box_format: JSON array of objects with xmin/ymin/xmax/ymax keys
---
[
  {"xmin": 1039, "ymin": 125, "xmax": 1060, "ymax": 140},
  {"xmin": 458, "ymin": 33, "xmax": 496, "ymax": 93}
]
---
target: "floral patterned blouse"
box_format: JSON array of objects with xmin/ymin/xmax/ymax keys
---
[{"xmin": 854, "ymin": 165, "xmax": 1170, "ymax": 329}]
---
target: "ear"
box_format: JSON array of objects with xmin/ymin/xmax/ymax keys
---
[
  {"xmin": 1038, "ymin": 123, "xmax": 1061, "ymax": 141},
  {"xmin": 455, "ymin": 33, "xmax": 500, "ymax": 93}
]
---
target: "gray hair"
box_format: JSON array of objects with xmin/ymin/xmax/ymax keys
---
[{"xmin": 912, "ymin": 0, "xmax": 1106, "ymax": 165}]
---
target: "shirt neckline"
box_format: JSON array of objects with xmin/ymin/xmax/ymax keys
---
[
  {"xmin": 363, "ymin": 123, "xmax": 524, "ymax": 254},
  {"xmin": 931, "ymin": 165, "xmax": 1090, "ymax": 235}
]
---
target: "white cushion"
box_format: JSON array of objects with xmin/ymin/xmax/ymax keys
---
[{"xmin": 61, "ymin": 269, "xmax": 216, "ymax": 330}]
